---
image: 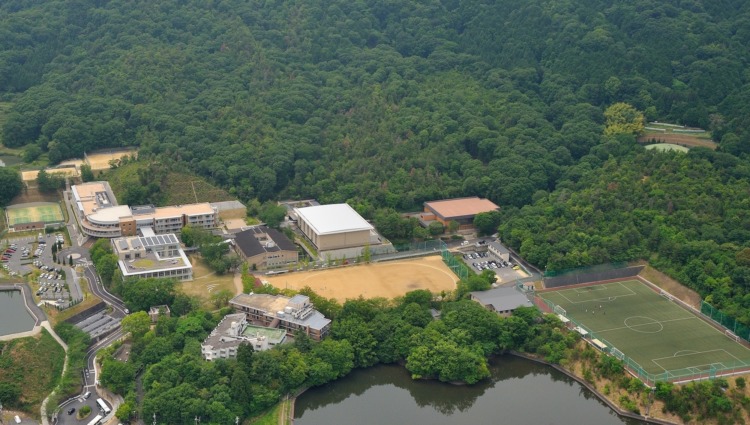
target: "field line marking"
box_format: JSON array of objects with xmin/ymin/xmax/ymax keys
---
[
  {"xmin": 652, "ymin": 348, "xmax": 731, "ymax": 362},
  {"xmin": 594, "ymin": 316, "xmax": 698, "ymax": 334},
  {"xmin": 617, "ymin": 281, "xmax": 638, "ymax": 296}
]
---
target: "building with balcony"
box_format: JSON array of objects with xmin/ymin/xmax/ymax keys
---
[
  {"xmin": 71, "ymin": 182, "xmax": 218, "ymax": 238},
  {"xmin": 229, "ymin": 293, "xmax": 331, "ymax": 341}
]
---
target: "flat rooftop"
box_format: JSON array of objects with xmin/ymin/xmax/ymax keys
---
[
  {"xmin": 230, "ymin": 293, "xmax": 331, "ymax": 331},
  {"xmin": 242, "ymin": 324, "xmax": 286, "ymax": 343},
  {"xmin": 425, "ymin": 197, "xmax": 499, "ymax": 219},
  {"xmin": 295, "ymin": 203, "xmax": 373, "ymax": 235},
  {"xmin": 471, "ymin": 286, "xmax": 532, "ymax": 312}
]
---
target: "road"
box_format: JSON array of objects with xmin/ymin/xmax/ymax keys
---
[{"xmin": 54, "ymin": 329, "xmax": 123, "ymax": 425}]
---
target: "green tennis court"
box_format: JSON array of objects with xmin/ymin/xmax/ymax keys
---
[
  {"xmin": 539, "ymin": 279, "xmax": 750, "ymax": 383},
  {"xmin": 5, "ymin": 202, "xmax": 64, "ymax": 226}
]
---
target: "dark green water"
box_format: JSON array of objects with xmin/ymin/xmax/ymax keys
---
[
  {"xmin": 295, "ymin": 355, "xmax": 647, "ymax": 425},
  {"xmin": 0, "ymin": 290, "xmax": 36, "ymax": 336}
]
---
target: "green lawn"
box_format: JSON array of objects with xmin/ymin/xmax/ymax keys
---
[{"xmin": 540, "ymin": 279, "xmax": 750, "ymax": 383}]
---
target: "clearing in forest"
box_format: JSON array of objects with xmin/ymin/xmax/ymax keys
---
[{"xmin": 638, "ymin": 122, "xmax": 717, "ymax": 150}]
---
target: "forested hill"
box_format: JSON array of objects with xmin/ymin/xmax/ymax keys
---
[
  {"xmin": 3, "ymin": 1, "xmax": 750, "ymax": 314},
  {"xmin": 1, "ymin": 0, "xmax": 749, "ymax": 209}
]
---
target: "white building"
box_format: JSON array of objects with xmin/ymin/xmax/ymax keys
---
[
  {"xmin": 71, "ymin": 181, "xmax": 218, "ymax": 238},
  {"xmin": 201, "ymin": 313, "xmax": 286, "ymax": 361},
  {"xmin": 294, "ymin": 203, "xmax": 374, "ymax": 251},
  {"xmin": 111, "ymin": 230, "xmax": 193, "ymax": 281}
]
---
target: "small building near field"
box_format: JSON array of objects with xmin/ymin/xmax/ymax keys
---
[
  {"xmin": 234, "ymin": 226, "xmax": 298, "ymax": 270},
  {"xmin": 487, "ymin": 241, "xmax": 511, "ymax": 262},
  {"xmin": 421, "ymin": 197, "xmax": 500, "ymax": 230},
  {"xmin": 294, "ymin": 203, "xmax": 373, "ymax": 251},
  {"xmin": 201, "ymin": 313, "xmax": 287, "ymax": 360},
  {"xmin": 470, "ymin": 286, "xmax": 533, "ymax": 317},
  {"xmin": 229, "ymin": 293, "xmax": 331, "ymax": 341}
]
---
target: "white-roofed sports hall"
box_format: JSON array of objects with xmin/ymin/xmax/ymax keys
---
[{"xmin": 294, "ymin": 203, "xmax": 374, "ymax": 251}]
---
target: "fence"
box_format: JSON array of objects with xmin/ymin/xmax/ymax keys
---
[
  {"xmin": 543, "ymin": 263, "xmax": 643, "ymax": 288},
  {"xmin": 441, "ymin": 248, "xmax": 469, "ymax": 280},
  {"xmin": 370, "ymin": 239, "xmax": 446, "ymax": 258},
  {"xmin": 701, "ymin": 301, "xmax": 750, "ymax": 343},
  {"xmin": 534, "ymin": 293, "xmax": 750, "ymax": 387}
]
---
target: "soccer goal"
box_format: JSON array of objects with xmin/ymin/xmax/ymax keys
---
[
  {"xmin": 725, "ymin": 330, "xmax": 741, "ymax": 343},
  {"xmin": 553, "ymin": 305, "xmax": 567, "ymax": 316}
]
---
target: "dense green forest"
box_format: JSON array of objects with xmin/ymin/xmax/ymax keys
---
[{"xmin": 2, "ymin": 0, "xmax": 749, "ymax": 206}]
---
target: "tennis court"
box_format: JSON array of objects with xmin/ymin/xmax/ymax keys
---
[
  {"xmin": 539, "ymin": 279, "xmax": 750, "ymax": 383},
  {"xmin": 5, "ymin": 202, "xmax": 64, "ymax": 226}
]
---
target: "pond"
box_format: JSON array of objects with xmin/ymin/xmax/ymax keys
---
[
  {"xmin": 0, "ymin": 290, "xmax": 36, "ymax": 336},
  {"xmin": 295, "ymin": 355, "xmax": 648, "ymax": 425}
]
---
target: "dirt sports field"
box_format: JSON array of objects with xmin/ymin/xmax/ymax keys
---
[
  {"xmin": 86, "ymin": 148, "xmax": 138, "ymax": 170},
  {"xmin": 264, "ymin": 256, "xmax": 458, "ymax": 302}
]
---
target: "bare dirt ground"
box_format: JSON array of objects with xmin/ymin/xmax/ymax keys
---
[
  {"xmin": 639, "ymin": 133, "xmax": 717, "ymax": 150},
  {"xmin": 264, "ymin": 256, "xmax": 458, "ymax": 302},
  {"xmin": 10, "ymin": 187, "xmax": 60, "ymax": 205},
  {"xmin": 638, "ymin": 263, "xmax": 702, "ymax": 308},
  {"xmin": 86, "ymin": 148, "xmax": 138, "ymax": 170},
  {"xmin": 223, "ymin": 218, "xmax": 247, "ymax": 230}
]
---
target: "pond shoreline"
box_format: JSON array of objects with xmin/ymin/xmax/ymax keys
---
[{"xmin": 289, "ymin": 353, "xmax": 680, "ymax": 425}]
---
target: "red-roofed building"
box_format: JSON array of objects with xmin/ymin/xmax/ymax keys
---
[{"xmin": 421, "ymin": 197, "xmax": 500, "ymax": 230}]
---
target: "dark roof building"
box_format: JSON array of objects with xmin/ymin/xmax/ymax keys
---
[
  {"xmin": 470, "ymin": 286, "xmax": 534, "ymax": 317},
  {"xmin": 234, "ymin": 226, "xmax": 298, "ymax": 270}
]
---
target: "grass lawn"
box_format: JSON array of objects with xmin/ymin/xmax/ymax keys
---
[
  {"xmin": 0, "ymin": 328, "xmax": 65, "ymax": 416},
  {"xmin": 133, "ymin": 258, "xmax": 156, "ymax": 268},
  {"xmin": 179, "ymin": 256, "xmax": 237, "ymax": 309},
  {"xmin": 540, "ymin": 279, "xmax": 750, "ymax": 383}
]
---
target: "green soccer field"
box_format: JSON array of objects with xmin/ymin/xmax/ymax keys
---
[
  {"xmin": 6, "ymin": 203, "xmax": 64, "ymax": 225},
  {"xmin": 540, "ymin": 279, "xmax": 750, "ymax": 382}
]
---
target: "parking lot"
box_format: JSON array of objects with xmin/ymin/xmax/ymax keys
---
[
  {"xmin": 2, "ymin": 233, "xmax": 76, "ymax": 307},
  {"xmin": 461, "ymin": 248, "xmax": 528, "ymax": 283}
]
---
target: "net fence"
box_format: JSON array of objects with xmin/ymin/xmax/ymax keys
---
[
  {"xmin": 543, "ymin": 263, "xmax": 643, "ymax": 288},
  {"xmin": 701, "ymin": 301, "xmax": 750, "ymax": 343}
]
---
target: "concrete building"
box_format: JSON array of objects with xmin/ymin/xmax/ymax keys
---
[
  {"xmin": 294, "ymin": 203, "xmax": 374, "ymax": 252},
  {"xmin": 234, "ymin": 226, "xmax": 298, "ymax": 270},
  {"xmin": 470, "ymin": 286, "xmax": 533, "ymax": 317},
  {"xmin": 201, "ymin": 313, "xmax": 286, "ymax": 361},
  {"xmin": 487, "ymin": 241, "xmax": 511, "ymax": 262},
  {"xmin": 111, "ymin": 231, "xmax": 193, "ymax": 281},
  {"xmin": 229, "ymin": 293, "xmax": 331, "ymax": 341},
  {"xmin": 422, "ymin": 197, "xmax": 500, "ymax": 230},
  {"xmin": 149, "ymin": 305, "xmax": 171, "ymax": 323},
  {"xmin": 71, "ymin": 181, "xmax": 218, "ymax": 238}
]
